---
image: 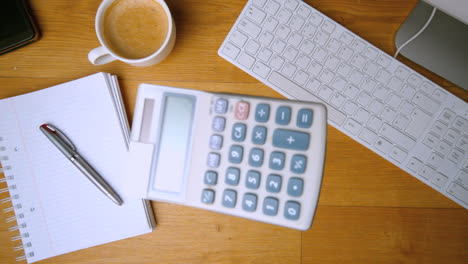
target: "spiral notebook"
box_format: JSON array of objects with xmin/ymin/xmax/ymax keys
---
[{"xmin": 0, "ymin": 73, "xmax": 155, "ymax": 263}]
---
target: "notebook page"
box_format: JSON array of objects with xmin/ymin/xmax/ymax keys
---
[{"xmin": 0, "ymin": 73, "xmax": 151, "ymax": 263}]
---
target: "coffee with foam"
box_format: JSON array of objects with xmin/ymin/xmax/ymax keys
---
[{"xmin": 103, "ymin": 0, "xmax": 169, "ymax": 59}]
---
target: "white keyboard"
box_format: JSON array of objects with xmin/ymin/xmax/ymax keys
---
[{"xmin": 218, "ymin": 0, "xmax": 468, "ymax": 208}]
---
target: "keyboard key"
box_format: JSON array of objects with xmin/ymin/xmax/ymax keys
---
[
  {"xmin": 325, "ymin": 56, "xmax": 340, "ymax": 70},
  {"xmin": 455, "ymin": 171, "xmax": 468, "ymax": 187},
  {"xmin": 436, "ymin": 140, "xmax": 452, "ymax": 156},
  {"xmin": 359, "ymin": 127, "xmax": 378, "ymax": 144},
  {"xmin": 225, "ymin": 167, "xmax": 240, "ymax": 185},
  {"xmin": 453, "ymin": 116, "xmax": 468, "ymax": 132},
  {"xmin": 300, "ymin": 39, "xmax": 316, "ymax": 54},
  {"xmin": 331, "ymin": 77, "xmax": 347, "ymax": 92},
  {"xmin": 406, "ymin": 157, "xmax": 423, "ymax": 173},
  {"xmin": 242, "ymin": 193, "xmax": 258, "ymax": 212},
  {"xmin": 296, "ymin": 55, "xmax": 311, "ymax": 69},
  {"xmin": 380, "ymin": 123, "xmax": 416, "ymax": 150},
  {"xmin": 445, "ymin": 128, "xmax": 461, "ymax": 145},
  {"xmin": 238, "ymin": 52, "xmax": 256, "ymax": 69},
  {"xmin": 427, "ymin": 152, "xmax": 444, "ymax": 168},
  {"xmin": 321, "ymin": 20, "xmax": 336, "ymax": 34},
  {"xmin": 259, "ymin": 31, "xmax": 274, "ymax": 46},
  {"xmin": 276, "ymin": 24, "xmax": 291, "ymax": 39},
  {"xmin": 306, "ymin": 78, "xmax": 321, "ymax": 92},
  {"xmin": 431, "ymin": 173, "xmax": 448, "ymax": 188},
  {"xmin": 374, "ymin": 137, "xmax": 393, "ymax": 154},
  {"xmin": 363, "ymin": 61, "xmax": 379, "ymax": 77},
  {"xmin": 284, "ymin": 201, "xmax": 301, "ymax": 220},
  {"xmin": 287, "ymin": 32, "xmax": 303, "ymax": 47},
  {"xmin": 209, "ymin": 134, "xmax": 223, "ymax": 150},
  {"xmin": 212, "ymin": 116, "xmax": 226, "ymax": 132},
  {"xmin": 265, "ymin": 0, "xmax": 281, "ymax": 15},
  {"xmin": 387, "ymin": 77, "xmax": 403, "ymax": 92},
  {"xmin": 264, "ymin": 16, "xmax": 279, "ymax": 32},
  {"xmin": 238, "ymin": 18, "xmax": 262, "ymax": 38},
  {"xmin": 319, "ymin": 69, "xmax": 334, "ymax": 84},
  {"xmin": 339, "ymin": 32, "xmax": 354, "ymax": 45},
  {"xmin": 258, "ymin": 48, "xmax": 273, "ymax": 62},
  {"xmin": 361, "ymin": 78, "xmax": 377, "ymax": 93},
  {"xmin": 393, "ymin": 114, "xmax": 410, "ymax": 131},
  {"xmin": 263, "ymin": 197, "xmax": 279, "ymax": 216},
  {"xmin": 249, "ymin": 148, "xmax": 264, "ymax": 167},
  {"xmin": 314, "ymin": 30, "xmax": 329, "ymax": 46},
  {"xmin": 266, "ymin": 174, "xmax": 282, "ymax": 193},
  {"xmin": 276, "ymin": 106, "xmax": 292, "ymax": 125},
  {"xmin": 284, "ymin": 46, "xmax": 299, "ymax": 61},
  {"xmin": 376, "ymin": 69, "xmax": 391, "ymax": 85},
  {"xmin": 207, "ymin": 152, "xmax": 221, "ymax": 168},
  {"xmin": 351, "ymin": 39, "xmax": 366, "ymax": 53},
  {"xmin": 344, "ymin": 118, "xmax": 361, "ymax": 135},
  {"xmin": 245, "ymin": 4, "xmax": 266, "ymax": 24},
  {"xmin": 419, "ymin": 165, "xmax": 436, "ymax": 180},
  {"xmin": 412, "ymin": 92, "xmax": 440, "ymax": 115},
  {"xmin": 246, "ymin": 170, "xmax": 261, "ymax": 189},
  {"xmin": 253, "ymin": 0, "xmax": 267, "ymax": 8},
  {"xmin": 297, "ymin": 4, "xmax": 312, "ymax": 18},
  {"xmin": 269, "ymin": 71, "xmax": 318, "ymax": 100},
  {"xmin": 293, "ymin": 70, "xmax": 309, "ymax": 85},
  {"xmin": 302, "ymin": 22, "xmax": 318, "ymax": 39},
  {"xmin": 270, "ymin": 55, "xmax": 285, "ymax": 70},
  {"xmin": 395, "ymin": 66, "xmax": 410, "ymax": 80},
  {"xmin": 389, "ymin": 146, "xmax": 408, "ymax": 163},
  {"xmin": 342, "ymin": 101, "xmax": 358, "ymax": 116},
  {"xmin": 355, "ymin": 108, "xmax": 371, "ymax": 124},
  {"xmin": 215, "ymin": 98, "xmax": 228, "ymax": 114},
  {"xmin": 376, "ymin": 53, "xmax": 392, "ymax": 68},
  {"xmin": 287, "ymin": 177, "xmax": 304, "ymax": 197},
  {"xmin": 229, "ymin": 145, "xmax": 244, "ymax": 164},
  {"xmin": 273, "ymin": 129, "xmax": 310, "ymax": 150},
  {"xmin": 290, "ymin": 16, "xmax": 305, "ymax": 31},
  {"xmin": 297, "ymin": 109, "xmax": 313, "ymax": 128},
  {"xmin": 307, "ymin": 61, "xmax": 323, "ymax": 76},
  {"xmin": 439, "ymin": 109, "xmax": 456, "ymax": 125},
  {"xmin": 201, "ymin": 189, "xmax": 215, "ymax": 204},
  {"xmin": 356, "ymin": 91, "xmax": 372, "ymax": 107},
  {"xmin": 326, "ymin": 38, "xmax": 342, "ymax": 54},
  {"xmin": 204, "ymin": 171, "xmax": 218, "ymax": 185},
  {"xmin": 456, "ymin": 135, "xmax": 468, "ymax": 152},
  {"xmin": 330, "ymin": 92, "xmax": 346, "ymax": 108},
  {"xmin": 272, "ymin": 39, "xmax": 287, "ymax": 53},
  {"xmin": 235, "ymin": 101, "xmax": 250, "ymax": 120},
  {"xmin": 406, "ymin": 108, "xmax": 431, "ymax": 138},
  {"xmin": 229, "ymin": 30, "xmax": 248, "ymax": 47},
  {"xmin": 232, "ymin": 123, "xmax": 247, "ymax": 142},
  {"xmin": 447, "ymin": 183, "xmax": 468, "ymax": 205},
  {"xmin": 253, "ymin": 61, "xmax": 271, "ymax": 78},
  {"xmin": 350, "ymin": 54, "xmax": 366, "ymax": 69},
  {"xmin": 363, "ymin": 47, "xmax": 379, "ymax": 60},
  {"xmin": 380, "ymin": 107, "xmax": 396, "ymax": 123},
  {"xmin": 222, "ymin": 43, "xmax": 241, "ymax": 60},
  {"xmin": 291, "ymin": 154, "xmax": 307, "ymax": 174},
  {"xmin": 343, "ymin": 84, "xmax": 360, "ymax": 99},
  {"xmin": 222, "ymin": 189, "xmax": 237, "ymax": 208},
  {"xmin": 309, "ymin": 12, "xmax": 323, "ymax": 26},
  {"xmin": 252, "ymin": 125, "xmax": 267, "ymax": 145},
  {"xmin": 367, "ymin": 115, "xmax": 383, "ymax": 131},
  {"xmin": 313, "ymin": 47, "xmax": 328, "ymax": 63},
  {"xmin": 278, "ymin": 8, "xmax": 293, "ymax": 23},
  {"xmin": 432, "ymin": 89, "xmax": 447, "ymax": 102},
  {"xmin": 269, "ymin": 151, "xmax": 286, "ymax": 170},
  {"xmin": 448, "ymin": 149, "xmax": 464, "ymax": 165},
  {"xmin": 317, "ymin": 85, "xmax": 334, "ymax": 101},
  {"xmin": 408, "ymin": 74, "xmax": 422, "ymax": 87}
]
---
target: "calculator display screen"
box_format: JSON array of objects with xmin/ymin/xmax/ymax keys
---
[{"xmin": 151, "ymin": 94, "xmax": 195, "ymax": 194}]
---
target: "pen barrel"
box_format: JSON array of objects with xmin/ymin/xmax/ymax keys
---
[{"xmin": 71, "ymin": 155, "xmax": 123, "ymax": 205}]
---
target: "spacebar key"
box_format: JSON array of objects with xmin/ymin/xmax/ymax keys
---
[{"xmin": 268, "ymin": 71, "xmax": 345, "ymax": 126}]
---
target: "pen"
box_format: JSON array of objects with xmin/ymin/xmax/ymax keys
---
[{"xmin": 39, "ymin": 124, "xmax": 123, "ymax": 206}]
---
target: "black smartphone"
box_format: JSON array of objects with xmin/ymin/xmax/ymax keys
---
[{"xmin": 0, "ymin": 0, "xmax": 40, "ymax": 55}]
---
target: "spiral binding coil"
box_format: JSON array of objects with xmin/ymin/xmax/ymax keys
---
[{"xmin": 1, "ymin": 140, "xmax": 33, "ymax": 262}]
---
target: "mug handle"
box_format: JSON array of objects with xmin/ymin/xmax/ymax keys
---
[{"xmin": 88, "ymin": 46, "xmax": 116, "ymax": 65}]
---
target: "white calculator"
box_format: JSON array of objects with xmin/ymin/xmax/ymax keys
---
[{"xmin": 126, "ymin": 84, "xmax": 327, "ymax": 230}]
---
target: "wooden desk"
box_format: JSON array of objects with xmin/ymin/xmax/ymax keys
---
[{"xmin": 1, "ymin": 0, "xmax": 466, "ymax": 263}]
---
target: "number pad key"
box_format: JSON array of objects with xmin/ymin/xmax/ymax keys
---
[
  {"xmin": 255, "ymin": 103, "xmax": 270, "ymax": 122},
  {"xmin": 225, "ymin": 167, "xmax": 240, "ymax": 185},
  {"xmin": 252, "ymin": 126, "xmax": 267, "ymax": 145},
  {"xmin": 232, "ymin": 123, "xmax": 247, "ymax": 142},
  {"xmin": 212, "ymin": 116, "xmax": 226, "ymax": 132},
  {"xmin": 204, "ymin": 171, "xmax": 218, "ymax": 185},
  {"xmin": 290, "ymin": 154, "xmax": 306, "ymax": 174},
  {"xmin": 269, "ymin": 151, "xmax": 285, "ymax": 170},
  {"xmin": 222, "ymin": 189, "xmax": 237, "ymax": 208},
  {"xmin": 276, "ymin": 106, "xmax": 292, "ymax": 125},
  {"xmin": 287, "ymin": 177, "xmax": 304, "ymax": 197},
  {"xmin": 201, "ymin": 189, "xmax": 215, "ymax": 204},
  {"xmin": 246, "ymin": 170, "xmax": 261, "ymax": 189},
  {"xmin": 215, "ymin": 98, "xmax": 228, "ymax": 114},
  {"xmin": 263, "ymin": 197, "xmax": 279, "ymax": 216},
  {"xmin": 249, "ymin": 148, "xmax": 264, "ymax": 167},
  {"xmin": 284, "ymin": 201, "xmax": 301, "ymax": 220},
  {"xmin": 273, "ymin": 129, "xmax": 310, "ymax": 150},
  {"xmin": 229, "ymin": 145, "xmax": 244, "ymax": 164},
  {"xmin": 266, "ymin": 174, "xmax": 282, "ymax": 193},
  {"xmin": 242, "ymin": 193, "xmax": 258, "ymax": 212},
  {"xmin": 297, "ymin": 109, "xmax": 313, "ymax": 128},
  {"xmin": 209, "ymin": 134, "xmax": 223, "ymax": 150}
]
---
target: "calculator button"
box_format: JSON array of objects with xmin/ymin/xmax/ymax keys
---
[
  {"xmin": 252, "ymin": 126, "xmax": 267, "ymax": 145},
  {"xmin": 255, "ymin": 103, "xmax": 270, "ymax": 122},
  {"xmin": 235, "ymin": 101, "xmax": 250, "ymax": 120},
  {"xmin": 242, "ymin": 193, "xmax": 258, "ymax": 212},
  {"xmin": 284, "ymin": 201, "xmax": 301, "ymax": 220},
  {"xmin": 297, "ymin": 109, "xmax": 313, "ymax": 128},
  {"xmin": 290, "ymin": 154, "xmax": 307, "ymax": 174},
  {"xmin": 263, "ymin": 197, "xmax": 279, "ymax": 216},
  {"xmin": 273, "ymin": 129, "xmax": 310, "ymax": 150},
  {"xmin": 269, "ymin": 151, "xmax": 285, "ymax": 170},
  {"xmin": 287, "ymin": 177, "xmax": 303, "ymax": 197},
  {"xmin": 232, "ymin": 123, "xmax": 247, "ymax": 142},
  {"xmin": 207, "ymin": 153, "xmax": 221, "ymax": 168},
  {"xmin": 215, "ymin": 98, "xmax": 228, "ymax": 114},
  {"xmin": 201, "ymin": 189, "xmax": 215, "ymax": 204},
  {"xmin": 229, "ymin": 145, "xmax": 244, "ymax": 164},
  {"xmin": 204, "ymin": 171, "xmax": 218, "ymax": 185},
  {"xmin": 249, "ymin": 148, "xmax": 264, "ymax": 167},
  {"xmin": 276, "ymin": 106, "xmax": 291, "ymax": 125},
  {"xmin": 246, "ymin": 170, "xmax": 261, "ymax": 189},
  {"xmin": 212, "ymin": 116, "xmax": 226, "ymax": 132},
  {"xmin": 225, "ymin": 167, "xmax": 240, "ymax": 186},
  {"xmin": 209, "ymin": 134, "xmax": 223, "ymax": 150},
  {"xmin": 222, "ymin": 189, "xmax": 237, "ymax": 208},
  {"xmin": 266, "ymin": 174, "xmax": 282, "ymax": 193}
]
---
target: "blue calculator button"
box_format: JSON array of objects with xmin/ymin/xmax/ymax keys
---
[
  {"xmin": 284, "ymin": 201, "xmax": 301, "ymax": 220},
  {"xmin": 248, "ymin": 148, "xmax": 264, "ymax": 167},
  {"xmin": 232, "ymin": 123, "xmax": 247, "ymax": 142},
  {"xmin": 263, "ymin": 197, "xmax": 279, "ymax": 216},
  {"xmin": 272, "ymin": 129, "xmax": 310, "ymax": 151},
  {"xmin": 242, "ymin": 193, "xmax": 258, "ymax": 212},
  {"xmin": 201, "ymin": 189, "xmax": 215, "ymax": 204},
  {"xmin": 204, "ymin": 171, "xmax": 218, "ymax": 185},
  {"xmin": 228, "ymin": 145, "xmax": 244, "ymax": 164},
  {"xmin": 290, "ymin": 154, "xmax": 307, "ymax": 174},
  {"xmin": 207, "ymin": 153, "xmax": 220, "ymax": 168},
  {"xmin": 214, "ymin": 98, "xmax": 228, "ymax": 114},
  {"xmin": 252, "ymin": 126, "xmax": 267, "ymax": 145},
  {"xmin": 222, "ymin": 189, "xmax": 237, "ymax": 208},
  {"xmin": 266, "ymin": 174, "xmax": 282, "ymax": 193},
  {"xmin": 269, "ymin": 151, "xmax": 285, "ymax": 170},
  {"xmin": 255, "ymin": 104, "xmax": 270, "ymax": 122},
  {"xmin": 245, "ymin": 170, "xmax": 261, "ymax": 189},
  {"xmin": 209, "ymin": 134, "xmax": 223, "ymax": 150},
  {"xmin": 297, "ymin": 109, "xmax": 313, "ymax": 128},
  {"xmin": 225, "ymin": 167, "xmax": 240, "ymax": 186},
  {"xmin": 275, "ymin": 106, "xmax": 291, "ymax": 125},
  {"xmin": 287, "ymin": 177, "xmax": 304, "ymax": 197},
  {"xmin": 212, "ymin": 116, "xmax": 226, "ymax": 132}
]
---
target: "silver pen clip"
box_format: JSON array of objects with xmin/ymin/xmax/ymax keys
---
[{"xmin": 41, "ymin": 124, "xmax": 76, "ymax": 151}]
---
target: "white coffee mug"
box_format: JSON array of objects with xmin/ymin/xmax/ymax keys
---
[{"xmin": 88, "ymin": 0, "xmax": 176, "ymax": 67}]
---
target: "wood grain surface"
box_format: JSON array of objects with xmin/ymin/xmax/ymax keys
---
[{"xmin": 0, "ymin": 0, "xmax": 467, "ymax": 263}]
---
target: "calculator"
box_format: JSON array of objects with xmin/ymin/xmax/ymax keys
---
[{"xmin": 126, "ymin": 84, "xmax": 327, "ymax": 230}]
